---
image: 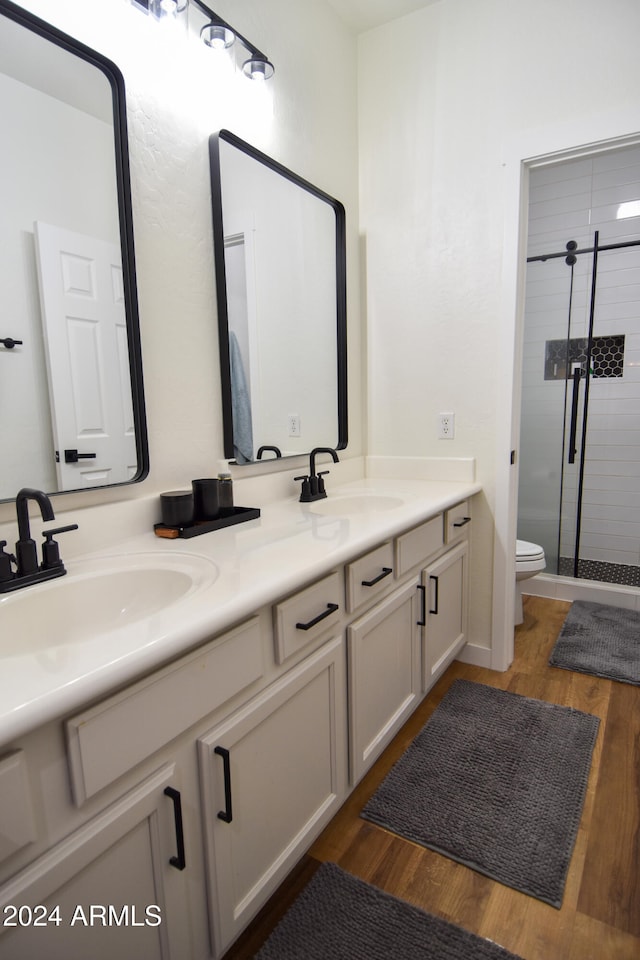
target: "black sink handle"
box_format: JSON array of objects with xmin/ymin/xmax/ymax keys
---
[
  {"xmin": 41, "ymin": 524, "xmax": 79, "ymax": 570},
  {"xmin": 43, "ymin": 524, "xmax": 79, "ymax": 539}
]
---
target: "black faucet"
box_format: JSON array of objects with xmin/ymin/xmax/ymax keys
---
[
  {"xmin": 0, "ymin": 487, "xmax": 78, "ymax": 593},
  {"xmin": 256, "ymin": 445, "xmax": 282, "ymax": 460},
  {"xmin": 296, "ymin": 448, "xmax": 339, "ymax": 502},
  {"xmin": 16, "ymin": 487, "xmax": 55, "ymax": 576}
]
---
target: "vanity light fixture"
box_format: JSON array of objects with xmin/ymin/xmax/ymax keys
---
[
  {"xmin": 193, "ymin": 0, "xmax": 274, "ymax": 80},
  {"xmin": 192, "ymin": 0, "xmax": 275, "ymax": 80},
  {"xmin": 130, "ymin": 0, "xmax": 274, "ymax": 80},
  {"xmin": 200, "ymin": 21, "xmax": 235, "ymax": 50},
  {"xmin": 131, "ymin": 0, "xmax": 187, "ymax": 20},
  {"xmin": 242, "ymin": 55, "xmax": 275, "ymax": 81}
]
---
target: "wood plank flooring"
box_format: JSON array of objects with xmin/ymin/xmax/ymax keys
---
[{"xmin": 223, "ymin": 596, "xmax": 640, "ymax": 959}]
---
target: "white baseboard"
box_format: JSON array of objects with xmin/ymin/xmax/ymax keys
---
[
  {"xmin": 525, "ymin": 574, "xmax": 640, "ymax": 612},
  {"xmin": 456, "ymin": 643, "xmax": 492, "ymax": 669}
]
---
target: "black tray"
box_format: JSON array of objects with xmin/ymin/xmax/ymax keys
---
[{"xmin": 154, "ymin": 506, "xmax": 260, "ymax": 539}]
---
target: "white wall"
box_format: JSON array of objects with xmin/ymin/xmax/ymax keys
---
[
  {"xmin": 0, "ymin": 0, "xmax": 361, "ymax": 546},
  {"xmin": 358, "ymin": 0, "xmax": 640, "ymax": 659}
]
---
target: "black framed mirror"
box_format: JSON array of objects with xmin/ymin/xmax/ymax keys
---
[
  {"xmin": 0, "ymin": 0, "xmax": 148, "ymax": 501},
  {"xmin": 209, "ymin": 129, "xmax": 347, "ymax": 464}
]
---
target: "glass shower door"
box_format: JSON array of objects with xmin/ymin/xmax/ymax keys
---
[
  {"xmin": 568, "ymin": 240, "xmax": 640, "ymax": 584},
  {"xmin": 518, "ymin": 249, "xmax": 588, "ymax": 574},
  {"xmin": 519, "ymin": 233, "xmax": 640, "ymax": 585}
]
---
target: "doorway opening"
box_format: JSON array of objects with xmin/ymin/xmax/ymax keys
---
[{"xmin": 518, "ymin": 144, "xmax": 640, "ymax": 588}]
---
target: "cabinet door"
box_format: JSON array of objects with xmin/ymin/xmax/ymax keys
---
[
  {"xmin": 422, "ymin": 540, "xmax": 468, "ymax": 690},
  {"xmin": 198, "ymin": 636, "xmax": 347, "ymax": 959},
  {"xmin": 348, "ymin": 580, "xmax": 421, "ymax": 785},
  {"xmin": 0, "ymin": 765, "xmax": 192, "ymax": 960}
]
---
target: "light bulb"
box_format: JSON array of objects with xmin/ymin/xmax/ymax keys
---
[{"xmin": 201, "ymin": 23, "xmax": 235, "ymax": 50}]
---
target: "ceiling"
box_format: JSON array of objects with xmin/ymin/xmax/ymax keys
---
[{"xmin": 326, "ymin": 0, "xmax": 441, "ymax": 33}]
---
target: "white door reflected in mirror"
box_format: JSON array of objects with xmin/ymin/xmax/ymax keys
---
[{"xmin": 35, "ymin": 222, "xmax": 136, "ymax": 491}]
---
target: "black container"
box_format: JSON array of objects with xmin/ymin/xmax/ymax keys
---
[
  {"xmin": 217, "ymin": 471, "xmax": 234, "ymax": 517},
  {"xmin": 192, "ymin": 478, "xmax": 220, "ymax": 521},
  {"xmin": 160, "ymin": 490, "xmax": 194, "ymax": 527}
]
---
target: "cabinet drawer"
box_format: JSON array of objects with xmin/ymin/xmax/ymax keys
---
[
  {"xmin": 274, "ymin": 571, "xmax": 342, "ymax": 664},
  {"xmin": 444, "ymin": 501, "xmax": 471, "ymax": 544},
  {"xmin": 346, "ymin": 541, "xmax": 395, "ymax": 613},
  {"xmin": 0, "ymin": 751, "xmax": 37, "ymax": 863},
  {"xmin": 395, "ymin": 515, "xmax": 443, "ymax": 575},
  {"xmin": 66, "ymin": 618, "xmax": 264, "ymax": 805}
]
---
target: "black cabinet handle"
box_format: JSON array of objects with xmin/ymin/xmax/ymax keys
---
[
  {"xmin": 417, "ymin": 584, "xmax": 426, "ymax": 626},
  {"xmin": 214, "ymin": 746, "xmax": 233, "ymax": 823},
  {"xmin": 361, "ymin": 567, "xmax": 392, "ymax": 587},
  {"xmin": 429, "ymin": 575, "xmax": 439, "ymax": 615},
  {"xmin": 296, "ymin": 602, "xmax": 339, "ymax": 631},
  {"xmin": 452, "ymin": 517, "xmax": 471, "ymax": 528},
  {"xmin": 0, "ymin": 337, "xmax": 23, "ymax": 349},
  {"xmin": 163, "ymin": 787, "xmax": 186, "ymax": 870}
]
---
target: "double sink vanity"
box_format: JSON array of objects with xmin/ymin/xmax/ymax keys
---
[
  {"xmin": 0, "ymin": 475, "xmax": 479, "ymax": 959},
  {"xmin": 0, "ymin": 5, "xmax": 480, "ymax": 956}
]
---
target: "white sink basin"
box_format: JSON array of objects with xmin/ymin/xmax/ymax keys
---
[
  {"xmin": 309, "ymin": 494, "xmax": 405, "ymax": 516},
  {"xmin": 0, "ymin": 552, "xmax": 218, "ymax": 655}
]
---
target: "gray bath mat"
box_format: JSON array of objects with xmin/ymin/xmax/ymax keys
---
[
  {"xmin": 549, "ymin": 600, "xmax": 640, "ymax": 685},
  {"xmin": 361, "ymin": 679, "xmax": 599, "ymax": 908},
  {"xmin": 255, "ymin": 861, "xmax": 524, "ymax": 959}
]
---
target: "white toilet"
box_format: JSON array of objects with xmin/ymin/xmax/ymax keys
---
[{"xmin": 515, "ymin": 539, "xmax": 546, "ymax": 625}]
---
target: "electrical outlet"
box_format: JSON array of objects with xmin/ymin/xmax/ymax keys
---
[
  {"xmin": 288, "ymin": 414, "xmax": 301, "ymax": 437},
  {"xmin": 438, "ymin": 412, "xmax": 455, "ymax": 439}
]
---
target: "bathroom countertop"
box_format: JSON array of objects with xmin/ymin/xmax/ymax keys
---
[{"xmin": 0, "ymin": 476, "xmax": 481, "ymax": 748}]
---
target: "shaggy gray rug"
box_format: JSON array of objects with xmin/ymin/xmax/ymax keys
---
[
  {"xmin": 549, "ymin": 600, "xmax": 640, "ymax": 685},
  {"xmin": 361, "ymin": 679, "xmax": 600, "ymax": 908},
  {"xmin": 255, "ymin": 862, "xmax": 524, "ymax": 959}
]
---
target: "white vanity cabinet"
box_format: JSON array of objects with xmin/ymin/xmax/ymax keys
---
[
  {"xmin": 345, "ymin": 503, "xmax": 470, "ymax": 785},
  {"xmin": 421, "ymin": 500, "xmax": 470, "ymax": 687},
  {"xmin": 422, "ymin": 540, "xmax": 468, "ymax": 688},
  {"xmin": 347, "ymin": 579, "xmax": 421, "ymax": 784},
  {"xmin": 0, "ymin": 617, "xmax": 271, "ymax": 960},
  {"xmin": 0, "ymin": 491, "xmax": 475, "ymax": 960},
  {"xmin": 0, "ymin": 763, "xmax": 194, "ymax": 960},
  {"xmin": 198, "ymin": 635, "xmax": 347, "ymax": 957}
]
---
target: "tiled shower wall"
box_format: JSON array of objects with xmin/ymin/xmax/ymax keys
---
[{"xmin": 518, "ymin": 145, "xmax": 640, "ymax": 573}]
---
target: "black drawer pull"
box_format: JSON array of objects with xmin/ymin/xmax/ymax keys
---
[
  {"xmin": 163, "ymin": 787, "xmax": 186, "ymax": 870},
  {"xmin": 429, "ymin": 575, "xmax": 439, "ymax": 615},
  {"xmin": 214, "ymin": 746, "xmax": 233, "ymax": 823},
  {"xmin": 417, "ymin": 584, "xmax": 426, "ymax": 626},
  {"xmin": 296, "ymin": 602, "xmax": 339, "ymax": 631},
  {"xmin": 453, "ymin": 517, "xmax": 471, "ymax": 528},
  {"xmin": 361, "ymin": 567, "xmax": 392, "ymax": 587}
]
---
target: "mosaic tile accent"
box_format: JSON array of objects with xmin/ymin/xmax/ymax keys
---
[
  {"xmin": 544, "ymin": 335, "xmax": 625, "ymax": 381},
  {"xmin": 558, "ymin": 556, "xmax": 640, "ymax": 587}
]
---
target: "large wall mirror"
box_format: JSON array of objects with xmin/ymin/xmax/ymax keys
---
[
  {"xmin": 0, "ymin": 0, "xmax": 147, "ymax": 502},
  {"xmin": 209, "ymin": 130, "xmax": 347, "ymax": 464}
]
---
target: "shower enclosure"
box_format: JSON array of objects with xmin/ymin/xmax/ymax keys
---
[{"xmin": 518, "ymin": 148, "xmax": 640, "ymax": 588}]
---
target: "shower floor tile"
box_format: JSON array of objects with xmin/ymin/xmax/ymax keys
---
[{"xmin": 558, "ymin": 556, "xmax": 640, "ymax": 587}]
